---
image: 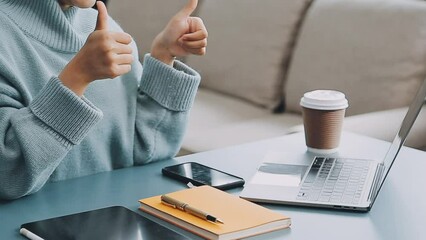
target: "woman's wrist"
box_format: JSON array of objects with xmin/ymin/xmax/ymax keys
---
[
  {"xmin": 59, "ymin": 62, "xmax": 90, "ymax": 97},
  {"xmin": 151, "ymin": 33, "xmax": 175, "ymax": 66}
]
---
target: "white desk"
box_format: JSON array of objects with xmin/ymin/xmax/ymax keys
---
[{"xmin": 1, "ymin": 132, "xmax": 425, "ymax": 239}]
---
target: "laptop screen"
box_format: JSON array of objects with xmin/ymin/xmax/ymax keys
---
[{"xmin": 374, "ymin": 79, "xmax": 426, "ymax": 200}]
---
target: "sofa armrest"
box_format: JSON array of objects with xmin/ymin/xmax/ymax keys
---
[{"xmin": 343, "ymin": 106, "xmax": 426, "ymax": 150}]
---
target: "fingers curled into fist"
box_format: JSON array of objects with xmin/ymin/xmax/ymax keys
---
[
  {"xmin": 178, "ymin": 16, "xmax": 208, "ymax": 56},
  {"xmin": 88, "ymin": 1, "xmax": 134, "ymax": 79},
  {"xmin": 59, "ymin": 1, "xmax": 134, "ymax": 96},
  {"xmin": 151, "ymin": 0, "xmax": 208, "ymax": 65}
]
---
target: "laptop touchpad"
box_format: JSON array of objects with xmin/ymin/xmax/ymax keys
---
[{"xmin": 250, "ymin": 163, "xmax": 308, "ymax": 187}]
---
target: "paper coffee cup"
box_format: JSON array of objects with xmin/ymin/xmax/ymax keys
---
[{"xmin": 300, "ymin": 90, "xmax": 348, "ymax": 154}]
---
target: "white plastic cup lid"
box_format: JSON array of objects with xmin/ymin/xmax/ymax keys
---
[{"xmin": 300, "ymin": 90, "xmax": 349, "ymax": 110}]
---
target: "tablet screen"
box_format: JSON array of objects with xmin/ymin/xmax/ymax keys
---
[{"xmin": 21, "ymin": 206, "xmax": 190, "ymax": 240}]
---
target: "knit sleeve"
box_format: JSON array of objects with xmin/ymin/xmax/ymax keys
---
[
  {"xmin": 133, "ymin": 54, "xmax": 200, "ymax": 164},
  {"xmin": 0, "ymin": 77, "xmax": 103, "ymax": 200}
]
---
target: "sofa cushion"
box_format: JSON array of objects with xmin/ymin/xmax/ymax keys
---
[
  {"xmin": 285, "ymin": 0, "xmax": 426, "ymax": 116},
  {"xmin": 186, "ymin": 0, "xmax": 313, "ymax": 111},
  {"xmin": 186, "ymin": 88, "xmax": 270, "ymax": 133},
  {"xmin": 182, "ymin": 88, "xmax": 303, "ymax": 153}
]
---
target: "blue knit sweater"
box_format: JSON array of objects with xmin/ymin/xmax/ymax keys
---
[{"xmin": 0, "ymin": 0, "xmax": 201, "ymax": 200}]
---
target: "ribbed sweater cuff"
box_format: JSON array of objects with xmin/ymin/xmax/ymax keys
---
[
  {"xmin": 30, "ymin": 77, "xmax": 103, "ymax": 144},
  {"xmin": 139, "ymin": 54, "xmax": 201, "ymax": 112}
]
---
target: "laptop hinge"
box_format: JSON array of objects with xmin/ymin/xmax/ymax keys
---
[{"xmin": 367, "ymin": 163, "xmax": 385, "ymax": 202}]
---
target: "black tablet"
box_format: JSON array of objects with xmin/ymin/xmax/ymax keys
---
[{"xmin": 20, "ymin": 206, "xmax": 190, "ymax": 240}]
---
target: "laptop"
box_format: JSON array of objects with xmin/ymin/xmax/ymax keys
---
[{"xmin": 240, "ymin": 79, "xmax": 426, "ymax": 212}]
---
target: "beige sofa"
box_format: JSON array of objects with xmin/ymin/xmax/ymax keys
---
[{"xmin": 109, "ymin": 0, "xmax": 426, "ymax": 154}]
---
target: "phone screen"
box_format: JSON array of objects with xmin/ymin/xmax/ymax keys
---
[{"xmin": 162, "ymin": 162, "xmax": 245, "ymax": 190}]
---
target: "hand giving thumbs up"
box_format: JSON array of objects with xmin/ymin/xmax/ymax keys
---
[
  {"xmin": 151, "ymin": 0, "xmax": 208, "ymax": 65},
  {"xmin": 59, "ymin": 1, "xmax": 134, "ymax": 96}
]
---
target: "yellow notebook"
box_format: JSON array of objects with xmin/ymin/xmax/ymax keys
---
[{"xmin": 139, "ymin": 186, "xmax": 291, "ymax": 240}]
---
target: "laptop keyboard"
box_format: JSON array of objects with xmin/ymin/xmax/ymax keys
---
[{"xmin": 297, "ymin": 157, "xmax": 370, "ymax": 205}]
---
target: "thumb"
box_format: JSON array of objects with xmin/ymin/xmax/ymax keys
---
[
  {"xmin": 177, "ymin": 0, "xmax": 198, "ymax": 17},
  {"xmin": 95, "ymin": 1, "xmax": 109, "ymax": 31}
]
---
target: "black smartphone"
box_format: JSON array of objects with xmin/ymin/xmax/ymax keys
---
[{"xmin": 162, "ymin": 162, "xmax": 245, "ymax": 190}]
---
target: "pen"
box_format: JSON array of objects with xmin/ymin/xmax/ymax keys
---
[{"xmin": 161, "ymin": 195, "xmax": 224, "ymax": 224}]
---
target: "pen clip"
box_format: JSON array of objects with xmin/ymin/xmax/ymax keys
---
[
  {"xmin": 161, "ymin": 196, "xmax": 177, "ymax": 208},
  {"xmin": 161, "ymin": 200, "xmax": 177, "ymax": 208}
]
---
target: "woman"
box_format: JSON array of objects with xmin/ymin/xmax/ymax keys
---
[{"xmin": 0, "ymin": 0, "xmax": 208, "ymax": 199}]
